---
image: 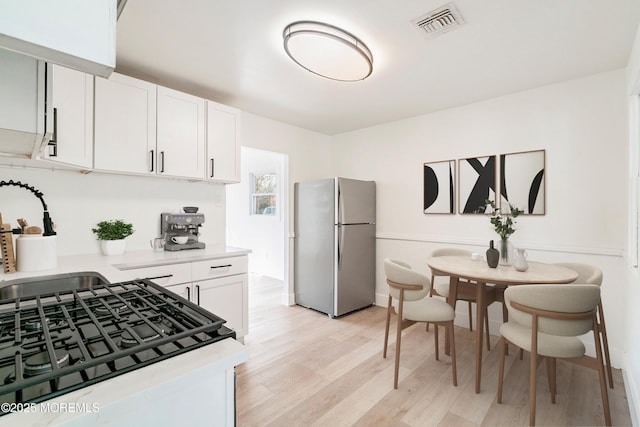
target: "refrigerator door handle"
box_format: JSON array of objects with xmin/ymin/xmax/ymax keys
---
[{"xmin": 338, "ymin": 225, "xmax": 345, "ymax": 269}]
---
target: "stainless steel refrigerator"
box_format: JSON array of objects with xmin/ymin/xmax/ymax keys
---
[{"xmin": 294, "ymin": 177, "xmax": 376, "ymax": 317}]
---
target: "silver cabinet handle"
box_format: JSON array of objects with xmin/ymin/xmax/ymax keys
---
[
  {"xmin": 186, "ymin": 286, "xmax": 190, "ymax": 301},
  {"xmin": 210, "ymin": 264, "xmax": 232, "ymax": 269},
  {"xmin": 160, "ymin": 151, "xmax": 165, "ymax": 173},
  {"xmin": 150, "ymin": 150, "xmax": 155, "ymax": 172},
  {"xmin": 210, "ymin": 158, "xmax": 215, "ymax": 178},
  {"xmin": 195, "ymin": 284, "xmax": 200, "ymax": 305}
]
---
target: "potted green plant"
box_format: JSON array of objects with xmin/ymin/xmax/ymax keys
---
[
  {"xmin": 92, "ymin": 219, "xmax": 134, "ymax": 256},
  {"xmin": 483, "ymin": 199, "xmax": 523, "ymax": 265}
]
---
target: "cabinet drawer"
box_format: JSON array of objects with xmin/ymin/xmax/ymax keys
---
[
  {"xmin": 121, "ymin": 263, "xmax": 191, "ymax": 286},
  {"xmin": 191, "ymin": 256, "xmax": 248, "ymax": 281}
]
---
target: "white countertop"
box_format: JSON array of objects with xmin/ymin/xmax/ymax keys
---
[
  {"xmin": 0, "ymin": 246, "xmax": 251, "ymax": 284},
  {"xmin": 0, "ymin": 338, "xmax": 249, "ymax": 426}
]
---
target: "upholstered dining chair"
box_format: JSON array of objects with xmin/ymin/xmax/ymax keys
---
[
  {"xmin": 383, "ymin": 259, "xmax": 457, "ymax": 389},
  {"xmin": 497, "ymin": 284, "xmax": 611, "ymax": 426},
  {"xmin": 429, "ymin": 248, "xmax": 492, "ymax": 350},
  {"xmin": 553, "ymin": 262, "xmax": 613, "ymax": 389}
]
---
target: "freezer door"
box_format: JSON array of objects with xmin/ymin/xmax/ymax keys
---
[
  {"xmin": 335, "ymin": 223, "xmax": 376, "ymax": 316},
  {"xmin": 293, "ymin": 180, "xmax": 336, "ymax": 315},
  {"xmin": 337, "ymin": 178, "xmax": 376, "ymax": 224}
]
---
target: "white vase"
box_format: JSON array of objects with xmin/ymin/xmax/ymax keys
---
[{"xmin": 101, "ymin": 239, "xmax": 126, "ymax": 256}]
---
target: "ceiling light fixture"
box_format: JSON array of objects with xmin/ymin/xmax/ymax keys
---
[{"xmin": 282, "ymin": 21, "xmax": 373, "ymax": 82}]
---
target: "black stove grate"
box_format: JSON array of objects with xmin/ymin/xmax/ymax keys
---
[{"xmin": 0, "ymin": 279, "xmax": 234, "ymax": 414}]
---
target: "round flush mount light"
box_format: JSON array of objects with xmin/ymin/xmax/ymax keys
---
[{"xmin": 282, "ymin": 21, "xmax": 373, "ymax": 82}]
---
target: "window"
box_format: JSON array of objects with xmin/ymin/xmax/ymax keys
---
[{"xmin": 251, "ymin": 172, "xmax": 277, "ymax": 215}]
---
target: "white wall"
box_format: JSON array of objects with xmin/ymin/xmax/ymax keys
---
[
  {"xmin": 0, "ymin": 167, "xmax": 226, "ymax": 256},
  {"xmin": 227, "ymin": 147, "xmax": 286, "ymax": 280},
  {"xmin": 330, "ymin": 70, "xmax": 629, "ymax": 369}
]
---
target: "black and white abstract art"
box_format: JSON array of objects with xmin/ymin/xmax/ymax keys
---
[
  {"xmin": 458, "ymin": 155, "xmax": 496, "ymax": 214},
  {"xmin": 423, "ymin": 160, "xmax": 456, "ymax": 214},
  {"xmin": 499, "ymin": 150, "xmax": 545, "ymax": 215}
]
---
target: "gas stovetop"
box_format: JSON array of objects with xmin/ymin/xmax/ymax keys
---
[{"xmin": 0, "ymin": 279, "xmax": 234, "ymax": 415}]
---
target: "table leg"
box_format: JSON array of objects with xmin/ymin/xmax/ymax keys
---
[
  {"xmin": 475, "ymin": 281, "xmax": 487, "ymax": 394},
  {"xmin": 445, "ymin": 276, "xmax": 459, "ymax": 356}
]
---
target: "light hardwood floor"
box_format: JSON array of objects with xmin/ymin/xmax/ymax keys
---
[{"xmin": 236, "ymin": 275, "xmax": 631, "ymax": 426}]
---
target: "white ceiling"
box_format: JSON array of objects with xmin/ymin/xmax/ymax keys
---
[{"xmin": 115, "ymin": 0, "xmax": 640, "ymax": 135}]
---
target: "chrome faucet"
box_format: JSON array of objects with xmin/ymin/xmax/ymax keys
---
[{"xmin": 0, "ymin": 180, "xmax": 56, "ymax": 236}]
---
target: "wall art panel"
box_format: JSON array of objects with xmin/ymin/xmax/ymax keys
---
[
  {"xmin": 458, "ymin": 155, "xmax": 496, "ymax": 214},
  {"xmin": 423, "ymin": 160, "xmax": 456, "ymax": 214},
  {"xmin": 499, "ymin": 150, "xmax": 545, "ymax": 215}
]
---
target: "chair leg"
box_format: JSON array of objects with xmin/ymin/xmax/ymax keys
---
[
  {"xmin": 598, "ymin": 301, "xmax": 614, "ymax": 389},
  {"xmin": 449, "ymin": 321, "xmax": 457, "ymax": 386},
  {"xmin": 434, "ymin": 324, "xmax": 439, "ymax": 361},
  {"xmin": 529, "ymin": 317, "xmax": 539, "ymax": 426},
  {"xmin": 497, "ymin": 336, "xmax": 507, "ymax": 403},
  {"xmin": 426, "ymin": 274, "xmax": 434, "ymax": 332},
  {"xmin": 546, "ymin": 357, "xmax": 556, "ymax": 404},
  {"xmin": 468, "ymin": 301, "xmax": 473, "ymax": 331},
  {"xmin": 393, "ymin": 295, "xmax": 405, "ymax": 389},
  {"xmin": 593, "ymin": 317, "xmax": 612, "ymax": 426},
  {"xmin": 502, "ymin": 300, "xmax": 509, "ymax": 356},
  {"xmin": 383, "ymin": 295, "xmax": 392, "ymax": 359}
]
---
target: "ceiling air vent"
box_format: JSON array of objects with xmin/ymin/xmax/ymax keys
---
[{"xmin": 412, "ymin": 3, "xmax": 464, "ymax": 38}]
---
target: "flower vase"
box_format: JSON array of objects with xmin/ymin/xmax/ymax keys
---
[
  {"xmin": 499, "ymin": 238, "xmax": 514, "ymax": 266},
  {"xmin": 486, "ymin": 240, "xmax": 499, "ymax": 268}
]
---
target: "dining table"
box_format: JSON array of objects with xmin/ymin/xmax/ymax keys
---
[{"xmin": 426, "ymin": 255, "xmax": 579, "ymax": 394}]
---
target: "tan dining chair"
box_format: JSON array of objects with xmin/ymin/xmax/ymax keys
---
[
  {"xmin": 429, "ymin": 247, "xmax": 492, "ymax": 350},
  {"xmin": 383, "ymin": 259, "xmax": 457, "ymax": 389},
  {"xmin": 553, "ymin": 262, "xmax": 613, "ymax": 389},
  {"xmin": 497, "ymin": 284, "xmax": 611, "ymax": 426}
]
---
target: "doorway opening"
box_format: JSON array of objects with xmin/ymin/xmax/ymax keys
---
[{"xmin": 226, "ymin": 147, "xmax": 290, "ymax": 305}]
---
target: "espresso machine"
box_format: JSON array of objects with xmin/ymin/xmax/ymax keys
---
[{"xmin": 161, "ymin": 212, "xmax": 205, "ymax": 251}]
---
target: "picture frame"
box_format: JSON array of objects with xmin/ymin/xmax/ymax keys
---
[
  {"xmin": 458, "ymin": 155, "xmax": 496, "ymax": 214},
  {"xmin": 423, "ymin": 159, "xmax": 456, "ymax": 214},
  {"xmin": 499, "ymin": 149, "xmax": 545, "ymax": 215}
]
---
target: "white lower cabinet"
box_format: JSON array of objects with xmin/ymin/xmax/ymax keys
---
[
  {"xmin": 193, "ymin": 275, "xmax": 248, "ymax": 339},
  {"xmin": 122, "ymin": 255, "xmax": 248, "ymax": 340}
]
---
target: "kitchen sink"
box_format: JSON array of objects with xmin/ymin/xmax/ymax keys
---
[{"xmin": 0, "ymin": 271, "xmax": 110, "ymax": 301}]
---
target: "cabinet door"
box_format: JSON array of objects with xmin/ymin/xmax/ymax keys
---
[
  {"xmin": 94, "ymin": 73, "xmax": 157, "ymax": 174},
  {"xmin": 164, "ymin": 282, "xmax": 192, "ymax": 302},
  {"xmin": 157, "ymin": 86, "xmax": 205, "ymax": 179},
  {"xmin": 206, "ymin": 100, "xmax": 240, "ymax": 183},
  {"xmin": 195, "ymin": 275, "xmax": 248, "ymax": 338},
  {"xmin": 46, "ymin": 65, "xmax": 94, "ymax": 168}
]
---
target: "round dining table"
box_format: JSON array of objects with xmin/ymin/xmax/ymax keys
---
[{"xmin": 426, "ymin": 255, "xmax": 578, "ymax": 394}]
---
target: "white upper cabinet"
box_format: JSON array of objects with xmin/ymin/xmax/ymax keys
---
[
  {"xmin": 0, "ymin": 0, "xmax": 116, "ymax": 77},
  {"xmin": 45, "ymin": 65, "xmax": 94, "ymax": 168},
  {"xmin": 0, "ymin": 49, "xmax": 51, "ymax": 159},
  {"xmin": 94, "ymin": 73, "xmax": 157, "ymax": 174},
  {"xmin": 206, "ymin": 100, "xmax": 241, "ymax": 183},
  {"xmin": 157, "ymin": 87, "xmax": 206, "ymax": 179}
]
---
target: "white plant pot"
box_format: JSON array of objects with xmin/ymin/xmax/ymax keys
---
[{"xmin": 101, "ymin": 239, "xmax": 126, "ymax": 256}]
